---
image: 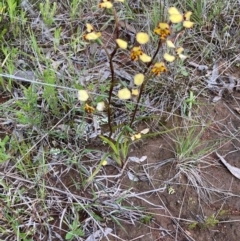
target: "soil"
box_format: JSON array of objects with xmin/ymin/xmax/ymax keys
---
[{"xmin": 99, "ymin": 92, "xmax": 240, "ymax": 241}]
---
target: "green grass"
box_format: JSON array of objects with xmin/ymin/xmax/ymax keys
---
[
  {"xmin": 0, "ymin": 135, "xmax": 10, "ymax": 162},
  {"xmin": 164, "ymin": 117, "xmax": 221, "ymax": 200}
]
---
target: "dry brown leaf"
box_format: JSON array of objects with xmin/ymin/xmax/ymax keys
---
[
  {"xmin": 216, "ymin": 152, "xmax": 240, "ymax": 179},
  {"xmin": 119, "ymin": 20, "xmax": 136, "ymax": 34},
  {"xmin": 234, "ymin": 108, "xmax": 240, "ymax": 115},
  {"xmin": 128, "ymin": 156, "xmax": 147, "ymax": 163}
]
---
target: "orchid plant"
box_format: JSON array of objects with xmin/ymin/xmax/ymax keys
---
[{"xmin": 78, "ymin": 1, "xmax": 194, "ymax": 139}]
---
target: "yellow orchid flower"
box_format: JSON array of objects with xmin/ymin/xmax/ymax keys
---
[
  {"xmin": 176, "ymin": 47, "xmax": 188, "ymax": 60},
  {"xmin": 83, "ymin": 23, "xmax": 101, "ymax": 41},
  {"xmin": 151, "ymin": 62, "xmax": 167, "ymax": 76},
  {"xmin": 154, "ymin": 23, "xmax": 171, "ymax": 40},
  {"xmin": 84, "ymin": 32, "xmax": 101, "ymax": 40},
  {"xmin": 168, "ymin": 7, "xmax": 194, "ymax": 28},
  {"xmin": 130, "ymin": 46, "xmax": 143, "ymax": 61},
  {"xmin": 183, "ymin": 11, "xmax": 194, "ymax": 28},
  {"xmin": 130, "ymin": 47, "xmax": 151, "ymax": 62},
  {"xmin": 99, "ymin": 0, "xmax": 113, "ymax": 8}
]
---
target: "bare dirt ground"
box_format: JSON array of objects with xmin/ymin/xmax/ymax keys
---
[{"xmin": 100, "ymin": 94, "xmax": 240, "ymax": 240}]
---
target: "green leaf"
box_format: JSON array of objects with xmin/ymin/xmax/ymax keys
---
[
  {"xmin": 65, "ymin": 232, "xmax": 74, "ymax": 240},
  {"xmin": 85, "ymin": 152, "xmax": 109, "ymax": 185},
  {"xmin": 99, "ymin": 135, "xmax": 118, "ymax": 154}
]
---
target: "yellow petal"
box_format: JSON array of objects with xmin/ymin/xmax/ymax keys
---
[
  {"xmin": 179, "ymin": 54, "xmax": 187, "ymax": 60},
  {"xmin": 154, "ymin": 27, "xmax": 161, "ymax": 35},
  {"xmin": 139, "ymin": 53, "xmax": 151, "ymax": 62},
  {"xmin": 86, "ymin": 23, "xmax": 94, "ymax": 32},
  {"xmin": 134, "ymin": 73, "xmax": 144, "ymax": 86},
  {"xmin": 169, "ymin": 14, "xmax": 183, "ymax": 23},
  {"xmin": 118, "ymin": 88, "xmax": 131, "ymax": 100},
  {"xmin": 158, "ymin": 23, "xmax": 170, "ymax": 29},
  {"xmin": 164, "ymin": 53, "xmax": 176, "ymax": 62},
  {"xmin": 166, "ymin": 40, "xmax": 175, "ymax": 48},
  {"xmin": 116, "ymin": 39, "xmax": 128, "ymax": 49},
  {"xmin": 85, "ymin": 32, "xmax": 101, "ymax": 40},
  {"xmin": 78, "ymin": 90, "xmax": 89, "ymax": 101},
  {"xmin": 131, "ymin": 133, "xmax": 142, "ymax": 141},
  {"xmin": 136, "ymin": 32, "xmax": 150, "ymax": 44},
  {"xmin": 168, "ymin": 7, "xmax": 183, "ymax": 23},
  {"xmin": 151, "ymin": 62, "xmax": 167, "ymax": 75},
  {"xmin": 85, "ymin": 103, "xmax": 95, "ymax": 113},
  {"xmin": 116, "ymin": 0, "xmax": 124, "ymax": 2},
  {"xmin": 96, "ymin": 101, "xmax": 105, "ymax": 111},
  {"xmin": 184, "ymin": 11, "xmax": 192, "ymax": 21},
  {"xmin": 176, "ymin": 47, "xmax": 184, "ymax": 55},
  {"xmin": 183, "ymin": 21, "xmax": 194, "ymax": 28},
  {"xmin": 96, "ymin": 32, "xmax": 101, "ymax": 38},
  {"xmin": 168, "ymin": 7, "xmax": 181, "ymax": 15},
  {"xmin": 132, "ymin": 46, "xmax": 142, "ymax": 52},
  {"xmin": 134, "ymin": 133, "xmax": 141, "ymax": 139},
  {"xmin": 154, "ymin": 62, "xmax": 166, "ymax": 68},
  {"xmin": 99, "ymin": 2, "xmax": 113, "ymax": 8},
  {"xmin": 102, "ymin": 160, "xmax": 108, "ymax": 166},
  {"xmin": 132, "ymin": 89, "xmax": 139, "ymax": 96}
]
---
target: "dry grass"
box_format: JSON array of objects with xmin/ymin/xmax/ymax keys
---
[{"xmin": 0, "ymin": 0, "xmax": 240, "ymax": 240}]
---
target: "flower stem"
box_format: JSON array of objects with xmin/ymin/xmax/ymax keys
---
[
  {"xmin": 129, "ymin": 39, "xmax": 162, "ymax": 127},
  {"xmin": 106, "ymin": 8, "xmax": 120, "ymax": 137}
]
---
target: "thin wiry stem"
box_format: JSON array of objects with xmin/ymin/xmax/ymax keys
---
[
  {"xmin": 106, "ymin": 8, "xmax": 120, "ymax": 138},
  {"xmin": 129, "ymin": 39, "xmax": 162, "ymax": 127}
]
